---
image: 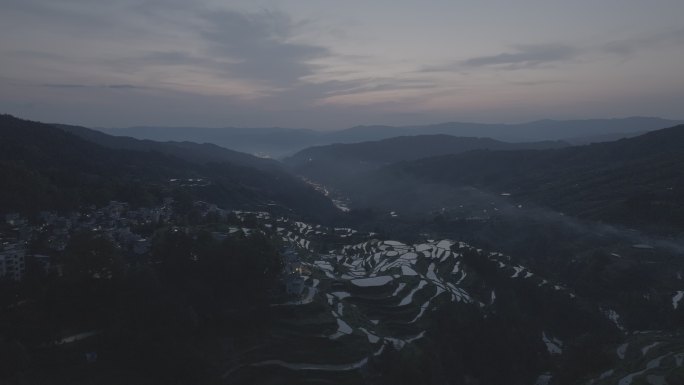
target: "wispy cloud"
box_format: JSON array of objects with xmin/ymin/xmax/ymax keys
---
[
  {"xmin": 41, "ymin": 83, "xmax": 149, "ymax": 90},
  {"xmin": 509, "ymin": 79, "xmax": 567, "ymax": 87},
  {"xmin": 420, "ymin": 44, "xmax": 580, "ymax": 73},
  {"xmin": 463, "ymin": 44, "xmax": 579, "ymax": 69},
  {"xmin": 422, "ymin": 27, "xmax": 684, "ymax": 74},
  {"xmin": 322, "ymin": 78, "xmax": 437, "ymax": 97},
  {"xmin": 603, "ymin": 27, "xmax": 684, "ymax": 56}
]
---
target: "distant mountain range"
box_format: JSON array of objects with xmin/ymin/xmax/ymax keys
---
[
  {"xmin": 100, "ymin": 125, "xmax": 317, "ymax": 158},
  {"xmin": 0, "ymin": 115, "xmax": 336, "ymax": 219},
  {"xmin": 101, "ymin": 117, "xmax": 683, "ymax": 157},
  {"xmin": 284, "ymin": 135, "xmax": 568, "ymax": 186}
]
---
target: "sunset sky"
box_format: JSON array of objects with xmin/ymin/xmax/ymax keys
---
[{"xmin": 2, "ymin": 0, "xmax": 684, "ymax": 128}]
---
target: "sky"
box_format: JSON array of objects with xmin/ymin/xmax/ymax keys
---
[{"xmin": 1, "ymin": 0, "xmax": 684, "ymax": 129}]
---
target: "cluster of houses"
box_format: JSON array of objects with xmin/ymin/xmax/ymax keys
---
[
  {"xmin": 0, "ymin": 200, "xmax": 176, "ymax": 281},
  {"xmin": 282, "ymin": 246, "xmax": 309, "ymax": 296},
  {"xmin": 0, "ymin": 242, "xmax": 25, "ymax": 281},
  {"xmin": 1, "ymin": 213, "xmax": 29, "ymax": 281},
  {"xmin": 2, "ymin": 199, "xmax": 310, "ymax": 306}
]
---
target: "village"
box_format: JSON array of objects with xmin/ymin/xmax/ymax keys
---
[
  {"xmin": 0, "ymin": 199, "xmax": 288, "ymax": 283},
  {"xmin": 0, "ymin": 201, "xmax": 173, "ymax": 281}
]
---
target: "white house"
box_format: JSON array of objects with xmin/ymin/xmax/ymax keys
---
[{"xmin": 0, "ymin": 244, "xmax": 26, "ymax": 281}]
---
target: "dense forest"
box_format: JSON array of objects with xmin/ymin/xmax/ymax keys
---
[{"xmin": 1, "ymin": 213, "xmax": 284, "ymax": 384}]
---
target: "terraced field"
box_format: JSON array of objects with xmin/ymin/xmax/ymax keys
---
[
  {"xmin": 222, "ymin": 212, "xmax": 684, "ymax": 384},
  {"xmin": 586, "ymin": 332, "xmax": 684, "ymax": 385},
  {"xmin": 218, "ymin": 212, "xmax": 684, "ymax": 385}
]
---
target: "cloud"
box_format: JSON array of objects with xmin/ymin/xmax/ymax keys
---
[
  {"xmin": 106, "ymin": 84, "xmax": 148, "ymax": 89},
  {"xmin": 102, "ymin": 8, "xmax": 357, "ymax": 102},
  {"xmin": 134, "ymin": 51, "xmax": 210, "ymax": 66},
  {"xmin": 509, "ymin": 79, "xmax": 567, "ymax": 87},
  {"xmin": 421, "ymin": 27, "xmax": 684, "ymax": 75},
  {"xmin": 1, "ymin": 2, "xmax": 443, "ymax": 116},
  {"xmin": 603, "ymin": 27, "xmax": 684, "ymax": 56},
  {"xmin": 420, "ymin": 44, "xmax": 580, "ymax": 73},
  {"xmin": 321, "ymin": 78, "xmax": 437, "ymax": 97},
  {"xmin": 197, "ymin": 9, "xmax": 330, "ymax": 88},
  {"xmin": 462, "ymin": 44, "xmax": 580, "ymax": 68},
  {"xmin": 4, "ymin": 3, "xmax": 336, "ymax": 92},
  {"xmin": 41, "ymin": 83, "xmax": 149, "ymax": 90}
]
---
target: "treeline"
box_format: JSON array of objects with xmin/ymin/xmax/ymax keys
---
[{"xmin": 0, "ymin": 227, "xmax": 283, "ymax": 384}]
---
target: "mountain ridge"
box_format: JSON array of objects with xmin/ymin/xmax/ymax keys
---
[
  {"xmin": 349, "ymin": 124, "xmax": 684, "ymax": 232},
  {"xmin": 56, "ymin": 123, "xmax": 282, "ymax": 171},
  {"xmin": 284, "ymin": 134, "xmax": 569, "ymax": 186},
  {"xmin": 100, "ymin": 117, "xmax": 684, "ymax": 158},
  {"xmin": 0, "ymin": 114, "xmax": 337, "ymax": 220}
]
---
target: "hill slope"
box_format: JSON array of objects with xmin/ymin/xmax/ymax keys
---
[
  {"xmin": 363, "ymin": 125, "xmax": 684, "ymax": 231},
  {"xmin": 56, "ymin": 124, "xmax": 281, "ymax": 171},
  {"xmin": 285, "ymin": 135, "xmax": 567, "ymax": 185},
  {"xmin": 0, "ymin": 115, "xmax": 336, "ymax": 219}
]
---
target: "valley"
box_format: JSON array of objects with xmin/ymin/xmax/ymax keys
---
[{"xmin": 1, "ymin": 115, "xmax": 684, "ymax": 384}]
